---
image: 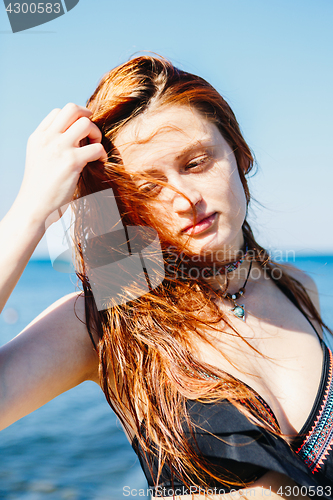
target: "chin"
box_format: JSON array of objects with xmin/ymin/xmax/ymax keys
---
[{"xmin": 192, "ymin": 231, "xmax": 243, "ymax": 257}]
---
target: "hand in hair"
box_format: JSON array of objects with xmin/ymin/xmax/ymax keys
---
[{"xmin": 19, "ymin": 102, "xmax": 107, "ymax": 223}]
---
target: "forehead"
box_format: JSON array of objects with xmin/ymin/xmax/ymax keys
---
[{"xmin": 113, "ymin": 105, "xmax": 221, "ymax": 173}]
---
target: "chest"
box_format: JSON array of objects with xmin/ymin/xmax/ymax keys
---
[{"xmin": 191, "ymin": 285, "xmax": 324, "ymax": 438}]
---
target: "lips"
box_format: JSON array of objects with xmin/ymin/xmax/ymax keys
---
[{"xmin": 181, "ymin": 212, "xmax": 217, "ymax": 235}]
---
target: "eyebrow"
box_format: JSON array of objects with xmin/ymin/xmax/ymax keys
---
[
  {"xmin": 175, "ymin": 139, "xmax": 211, "ymax": 160},
  {"xmin": 137, "ymin": 139, "xmax": 214, "ymax": 176}
]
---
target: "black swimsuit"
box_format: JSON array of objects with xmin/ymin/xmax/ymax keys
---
[{"xmin": 130, "ymin": 300, "xmax": 333, "ymax": 499}]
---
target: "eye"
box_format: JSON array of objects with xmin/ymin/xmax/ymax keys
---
[
  {"xmin": 138, "ymin": 182, "xmax": 161, "ymax": 196},
  {"xmin": 184, "ymin": 155, "xmax": 211, "ymax": 172}
]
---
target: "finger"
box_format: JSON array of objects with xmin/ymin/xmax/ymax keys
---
[
  {"xmin": 63, "ymin": 117, "xmax": 102, "ymax": 146},
  {"xmin": 49, "ymin": 103, "xmax": 92, "ymax": 134},
  {"xmin": 34, "ymin": 108, "xmax": 61, "ymax": 133},
  {"xmin": 75, "ymin": 143, "xmax": 108, "ymax": 168},
  {"xmin": 86, "ymin": 124, "xmax": 103, "ymax": 144}
]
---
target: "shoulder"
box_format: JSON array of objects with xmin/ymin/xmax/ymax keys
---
[
  {"xmin": 281, "ymin": 263, "xmax": 321, "ymax": 315},
  {"xmin": 282, "ymin": 263, "xmax": 317, "ymax": 290},
  {"xmin": 19, "ymin": 291, "xmax": 100, "ymax": 383},
  {"xmin": 25, "ymin": 291, "xmax": 87, "ymax": 336},
  {"xmin": 0, "ymin": 292, "xmax": 100, "ymax": 429}
]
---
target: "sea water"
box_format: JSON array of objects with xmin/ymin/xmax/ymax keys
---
[{"xmin": 1, "ymin": 256, "xmax": 333, "ymax": 499}]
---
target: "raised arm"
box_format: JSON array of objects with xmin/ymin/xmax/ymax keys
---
[
  {"xmin": 0, "ymin": 103, "xmax": 106, "ymax": 313},
  {"xmin": 0, "ymin": 104, "xmax": 106, "ymax": 429}
]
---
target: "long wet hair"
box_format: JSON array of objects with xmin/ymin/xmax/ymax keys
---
[{"xmin": 72, "ymin": 56, "xmax": 330, "ymax": 489}]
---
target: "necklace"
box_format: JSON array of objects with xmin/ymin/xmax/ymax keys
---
[
  {"xmin": 201, "ymin": 243, "xmax": 248, "ymax": 279},
  {"xmin": 220, "ymin": 259, "xmax": 253, "ymax": 321}
]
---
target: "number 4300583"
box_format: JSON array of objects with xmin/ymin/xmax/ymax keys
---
[{"xmin": 5, "ymin": 3, "xmax": 61, "ymax": 14}]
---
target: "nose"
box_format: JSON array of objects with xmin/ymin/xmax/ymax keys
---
[{"xmin": 166, "ymin": 175, "xmax": 202, "ymax": 215}]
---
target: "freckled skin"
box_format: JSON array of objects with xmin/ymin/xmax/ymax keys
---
[{"xmin": 114, "ymin": 105, "xmax": 247, "ymax": 261}]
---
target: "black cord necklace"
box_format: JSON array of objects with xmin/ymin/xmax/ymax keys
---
[
  {"xmin": 220, "ymin": 260, "xmax": 253, "ymax": 321},
  {"xmin": 202, "ymin": 243, "xmax": 248, "ymax": 278}
]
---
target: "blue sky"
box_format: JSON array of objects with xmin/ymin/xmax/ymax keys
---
[{"xmin": 0, "ymin": 0, "xmax": 332, "ymax": 257}]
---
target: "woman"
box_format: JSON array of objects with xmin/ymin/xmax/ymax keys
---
[{"xmin": 0, "ymin": 56, "xmax": 332, "ymax": 500}]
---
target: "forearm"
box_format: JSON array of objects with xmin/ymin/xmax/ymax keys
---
[{"xmin": 0, "ymin": 196, "xmax": 45, "ymax": 313}]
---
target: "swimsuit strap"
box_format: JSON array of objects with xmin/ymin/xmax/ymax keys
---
[{"xmin": 82, "ymin": 283, "xmax": 98, "ymax": 351}]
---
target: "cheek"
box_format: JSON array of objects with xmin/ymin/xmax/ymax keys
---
[
  {"xmin": 215, "ymin": 170, "xmax": 247, "ymax": 216},
  {"xmin": 229, "ymin": 178, "xmax": 247, "ymax": 205},
  {"xmin": 143, "ymin": 200, "xmax": 178, "ymax": 235}
]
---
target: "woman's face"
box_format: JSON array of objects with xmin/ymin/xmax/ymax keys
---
[{"xmin": 114, "ymin": 105, "xmax": 247, "ymax": 261}]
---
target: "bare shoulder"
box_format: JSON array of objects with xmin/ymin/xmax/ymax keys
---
[
  {"xmin": 282, "ymin": 262, "xmax": 321, "ymax": 315},
  {"xmin": 22, "ymin": 291, "xmax": 99, "ymax": 382},
  {"xmin": 25, "ymin": 291, "xmax": 87, "ymax": 331},
  {"xmin": 0, "ymin": 292, "xmax": 100, "ymax": 430},
  {"xmin": 26, "ymin": 290, "xmax": 85, "ymax": 324},
  {"xmin": 283, "ymin": 262, "xmax": 318, "ymax": 289}
]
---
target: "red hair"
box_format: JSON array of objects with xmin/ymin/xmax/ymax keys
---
[{"xmin": 73, "ymin": 56, "xmax": 330, "ymax": 489}]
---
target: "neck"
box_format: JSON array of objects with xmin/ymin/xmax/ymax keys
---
[
  {"xmin": 202, "ymin": 236, "xmax": 249, "ymax": 292},
  {"xmin": 204, "ymin": 258, "xmax": 252, "ymax": 293},
  {"xmin": 165, "ymin": 235, "xmax": 248, "ymax": 284}
]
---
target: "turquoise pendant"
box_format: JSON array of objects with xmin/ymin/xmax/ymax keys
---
[{"xmin": 230, "ymin": 304, "xmax": 245, "ymax": 321}]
